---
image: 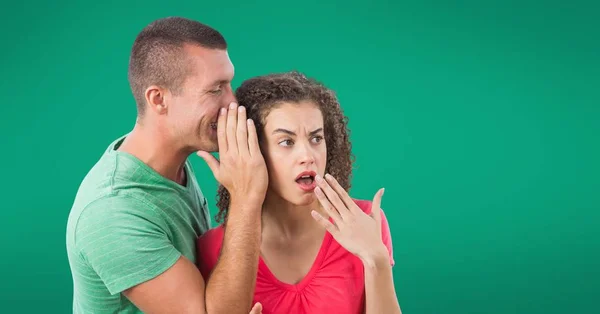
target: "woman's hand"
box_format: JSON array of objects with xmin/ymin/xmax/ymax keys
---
[
  {"xmin": 310, "ymin": 174, "xmax": 388, "ymax": 264},
  {"xmin": 312, "ymin": 174, "xmax": 402, "ymax": 314}
]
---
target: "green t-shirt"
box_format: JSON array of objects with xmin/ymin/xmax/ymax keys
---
[{"xmin": 66, "ymin": 136, "xmax": 211, "ymax": 313}]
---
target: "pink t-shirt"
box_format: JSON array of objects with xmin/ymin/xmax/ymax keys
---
[{"xmin": 196, "ymin": 199, "xmax": 395, "ymax": 314}]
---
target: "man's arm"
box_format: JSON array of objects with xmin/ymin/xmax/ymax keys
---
[
  {"xmin": 127, "ymin": 103, "xmax": 267, "ymax": 314},
  {"xmin": 197, "ymin": 102, "xmax": 269, "ymax": 313},
  {"xmin": 204, "ymin": 199, "xmax": 262, "ymax": 313},
  {"xmin": 74, "ymin": 196, "xmax": 211, "ymax": 314},
  {"xmin": 123, "ymin": 256, "xmax": 206, "ymax": 314},
  {"xmin": 123, "ymin": 256, "xmax": 263, "ymax": 314}
]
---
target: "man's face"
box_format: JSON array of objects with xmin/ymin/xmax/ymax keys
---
[{"xmin": 165, "ymin": 44, "xmax": 236, "ymax": 153}]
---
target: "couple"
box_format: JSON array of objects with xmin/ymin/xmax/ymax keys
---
[{"xmin": 66, "ymin": 16, "xmax": 401, "ymax": 314}]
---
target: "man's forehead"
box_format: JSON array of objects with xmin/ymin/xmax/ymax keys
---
[{"xmin": 183, "ymin": 44, "xmax": 234, "ymax": 84}]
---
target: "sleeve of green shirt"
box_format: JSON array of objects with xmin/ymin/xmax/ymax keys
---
[{"xmin": 73, "ymin": 193, "xmax": 182, "ymax": 295}]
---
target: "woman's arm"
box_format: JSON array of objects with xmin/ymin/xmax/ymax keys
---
[
  {"xmin": 311, "ymin": 174, "xmax": 402, "ymax": 314},
  {"xmin": 363, "ymin": 206, "xmax": 401, "ymax": 314},
  {"xmin": 362, "ymin": 248, "xmax": 401, "ymax": 314}
]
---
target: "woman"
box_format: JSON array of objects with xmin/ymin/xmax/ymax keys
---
[{"xmin": 197, "ymin": 71, "xmax": 401, "ymax": 314}]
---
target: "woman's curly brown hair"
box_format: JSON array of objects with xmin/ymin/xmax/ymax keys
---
[{"xmin": 214, "ymin": 71, "xmax": 355, "ymax": 224}]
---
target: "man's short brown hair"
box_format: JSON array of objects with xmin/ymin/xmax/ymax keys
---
[{"xmin": 128, "ymin": 17, "xmax": 227, "ymax": 116}]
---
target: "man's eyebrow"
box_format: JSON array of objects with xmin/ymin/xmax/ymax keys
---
[{"xmin": 206, "ymin": 79, "xmax": 229, "ymax": 88}]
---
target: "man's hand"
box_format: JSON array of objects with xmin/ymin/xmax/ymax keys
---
[
  {"xmin": 310, "ymin": 174, "xmax": 388, "ymax": 264},
  {"xmin": 198, "ymin": 102, "xmax": 268, "ymax": 206},
  {"xmin": 197, "ymin": 102, "xmax": 265, "ymax": 314}
]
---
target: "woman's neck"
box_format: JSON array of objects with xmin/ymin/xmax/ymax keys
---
[{"xmin": 261, "ymin": 191, "xmax": 327, "ymax": 240}]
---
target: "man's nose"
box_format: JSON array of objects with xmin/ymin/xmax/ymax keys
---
[{"xmin": 223, "ymin": 86, "xmax": 237, "ymax": 106}]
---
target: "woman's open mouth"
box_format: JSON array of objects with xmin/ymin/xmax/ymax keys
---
[{"xmin": 295, "ymin": 171, "xmax": 317, "ymax": 192}]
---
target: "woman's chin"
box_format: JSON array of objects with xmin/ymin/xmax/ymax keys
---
[
  {"xmin": 273, "ymin": 188, "xmax": 318, "ymax": 207},
  {"xmin": 291, "ymin": 193, "xmax": 317, "ymax": 206}
]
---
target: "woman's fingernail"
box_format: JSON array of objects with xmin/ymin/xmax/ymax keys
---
[{"xmin": 315, "ymin": 175, "xmax": 323, "ymax": 183}]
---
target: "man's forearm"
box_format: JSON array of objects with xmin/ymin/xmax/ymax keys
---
[
  {"xmin": 205, "ymin": 199, "xmax": 262, "ymax": 314},
  {"xmin": 363, "ymin": 253, "xmax": 402, "ymax": 314}
]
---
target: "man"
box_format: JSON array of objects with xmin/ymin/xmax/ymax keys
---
[{"xmin": 66, "ymin": 17, "xmax": 267, "ymax": 314}]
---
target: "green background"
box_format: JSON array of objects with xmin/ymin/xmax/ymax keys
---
[{"xmin": 1, "ymin": 0, "xmax": 598, "ymax": 313}]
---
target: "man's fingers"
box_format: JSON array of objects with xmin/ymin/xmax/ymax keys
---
[
  {"xmin": 236, "ymin": 106, "xmax": 250, "ymax": 155},
  {"xmin": 247, "ymin": 119, "xmax": 260, "ymax": 156},
  {"xmin": 311, "ymin": 210, "xmax": 339, "ymax": 236},
  {"xmin": 196, "ymin": 151, "xmax": 220, "ymax": 178},
  {"xmin": 315, "ymin": 174, "xmax": 350, "ymax": 218},
  {"xmin": 370, "ymin": 188, "xmax": 384, "ymax": 226},
  {"xmin": 324, "ymin": 173, "xmax": 358, "ymax": 214},
  {"xmin": 217, "ymin": 107, "xmax": 228, "ymax": 153},
  {"xmin": 249, "ymin": 302, "xmax": 262, "ymax": 314},
  {"xmin": 314, "ymin": 187, "xmax": 342, "ymax": 224},
  {"xmin": 226, "ymin": 102, "xmax": 239, "ymax": 154}
]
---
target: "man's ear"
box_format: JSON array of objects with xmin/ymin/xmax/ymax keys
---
[{"xmin": 145, "ymin": 85, "xmax": 168, "ymax": 115}]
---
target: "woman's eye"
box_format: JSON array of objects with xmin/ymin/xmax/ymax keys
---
[
  {"xmin": 312, "ymin": 136, "xmax": 324, "ymax": 143},
  {"xmin": 279, "ymin": 139, "xmax": 294, "ymax": 146}
]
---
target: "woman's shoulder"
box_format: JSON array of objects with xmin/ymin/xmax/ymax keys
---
[
  {"xmin": 196, "ymin": 225, "xmax": 225, "ymax": 262},
  {"xmin": 197, "ymin": 225, "xmax": 225, "ymax": 247},
  {"xmin": 196, "ymin": 225, "xmax": 225, "ymax": 278}
]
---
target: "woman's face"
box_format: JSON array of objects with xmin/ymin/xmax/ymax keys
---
[{"xmin": 261, "ymin": 101, "xmax": 327, "ymax": 206}]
